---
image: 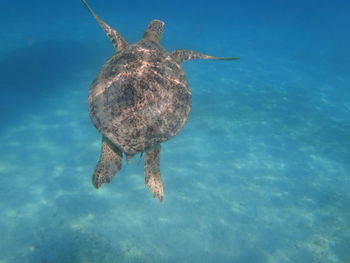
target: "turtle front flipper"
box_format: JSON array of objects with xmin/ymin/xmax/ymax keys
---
[
  {"xmin": 92, "ymin": 136, "xmax": 123, "ymax": 189},
  {"xmin": 81, "ymin": 0, "xmax": 128, "ymax": 51},
  {"xmin": 144, "ymin": 144, "xmax": 164, "ymax": 202},
  {"xmin": 171, "ymin": 49, "xmax": 239, "ymax": 63}
]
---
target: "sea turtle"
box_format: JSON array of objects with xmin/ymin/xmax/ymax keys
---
[{"xmin": 82, "ymin": 0, "xmax": 239, "ymax": 201}]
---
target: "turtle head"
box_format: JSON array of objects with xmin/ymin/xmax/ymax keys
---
[{"xmin": 142, "ymin": 20, "xmax": 165, "ymax": 43}]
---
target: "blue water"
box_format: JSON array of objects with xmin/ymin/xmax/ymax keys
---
[{"xmin": 0, "ymin": 0, "xmax": 349, "ymax": 262}]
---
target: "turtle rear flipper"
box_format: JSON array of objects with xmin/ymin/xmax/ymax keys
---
[
  {"xmin": 92, "ymin": 137, "xmax": 123, "ymax": 188},
  {"xmin": 144, "ymin": 144, "xmax": 164, "ymax": 202}
]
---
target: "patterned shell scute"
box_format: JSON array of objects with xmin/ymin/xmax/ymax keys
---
[{"xmin": 89, "ymin": 40, "xmax": 191, "ymax": 154}]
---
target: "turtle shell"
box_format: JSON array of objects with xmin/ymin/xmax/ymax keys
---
[{"xmin": 88, "ymin": 40, "xmax": 191, "ymax": 155}]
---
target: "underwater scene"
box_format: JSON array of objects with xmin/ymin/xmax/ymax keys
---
[{"xmin": 0, "ymin": 0, "xmax": 349, "ymax": 262}]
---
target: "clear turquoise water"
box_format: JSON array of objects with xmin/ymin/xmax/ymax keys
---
[{"xmin": 0, "ymin": 0, "xmax": 349, "ymax": 262}]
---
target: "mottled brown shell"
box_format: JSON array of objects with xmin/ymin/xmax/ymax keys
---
[{"xmin": 88, "ymin": 39, "xmax": 191, "ymax": 155}]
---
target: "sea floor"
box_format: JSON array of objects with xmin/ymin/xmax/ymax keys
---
[{"xmin": 0, "ymin": 46, "xmax": 349, "ymax": 262}]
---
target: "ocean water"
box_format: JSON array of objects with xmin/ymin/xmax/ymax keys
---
[{"xmin": 0, "ymin": 0, "xmax": 349, "ymax": 262}]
